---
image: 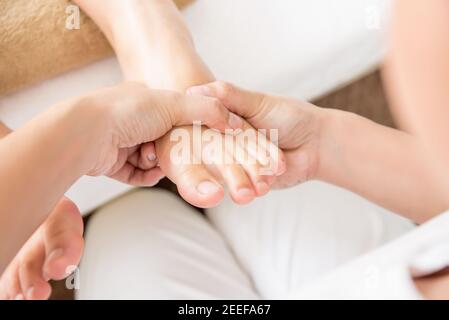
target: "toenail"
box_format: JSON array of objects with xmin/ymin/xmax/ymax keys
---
[
  {"xmin": 237, "ymin": 188, "xmax": 254, "ymax": 198},
  {"xmin": 197, "ymin": 181, "xmax": 220, "ymax": 195},
  {"xmin": 47, "ymin": 249, "xmax": 64, "ymax": 264},
  {"xmin": 26, "ymin": 287, "xmax": 34, "ymax": 300},
  {"xmin": 15, "ymin": 293, "xmax": 24, "ymax": 300},
  {"xmin": 256, "ymin": 182, "xmax": 269, "ymax": 194}
]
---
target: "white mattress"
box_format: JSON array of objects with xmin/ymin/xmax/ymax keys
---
[{"xmin": 0, "ymin": 0, "xmax": 390, "ymax": 214}]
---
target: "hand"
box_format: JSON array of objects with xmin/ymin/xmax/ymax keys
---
[
  {"xmin": 73, "ymin": 1, "xmax": 286, "ymax": 206},
  {"xmin": 0, "ymin": 198, "xmax": 83, "ymax": 300},
  {"xmin": 187, "ymin": 81, "xmax": 326, "ymax": 189},
  {"xmin": 78, "ymin": 82, "xmax": 243, "ymax": 186},
  {"xmin": 156, "ymin": 124, "xmax": 286, "ymax": 208}
]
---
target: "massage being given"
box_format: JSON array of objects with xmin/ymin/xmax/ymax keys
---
[{"xmin": 1, "ymin": 0, "xmax": 449, "ymax": 300}]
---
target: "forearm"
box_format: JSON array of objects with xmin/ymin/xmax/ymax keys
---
[
  {"xmin": 317, "ymin": 109, "xmax": 447, "ymax": 223},
  {"xmin": 0, "ymin": 100, "xmax": 101, "ymax": 271}
]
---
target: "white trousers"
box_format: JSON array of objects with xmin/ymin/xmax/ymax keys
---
[{"xmin": 77, "ymin": 182, "xmax": 415, "ymax": 299}]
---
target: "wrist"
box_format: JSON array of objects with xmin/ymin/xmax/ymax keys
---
[
  {"xmin": 58, "ymin": 95, "xmax": 113, "ymax": 176},
  {"xmin": 314, "ymin": 108, "xmax": 350, "ymax": 183}
]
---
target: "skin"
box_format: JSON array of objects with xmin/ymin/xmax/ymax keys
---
[
  {"xmin": 3, "ymin": 0, "xmax": 448, "ymax": 300},
  {"xmin": 74, "ymin": 0, "xmax": 285, "ymax": 208},
  {"xmin": 1, "ymin": 0, "xmax": 283, "ymax": 300},
  {"xmin": 75, "ymin": 0, "xmax": 449, "ymax": 299},
  {"xmin": 0, "ymin": 123, "xmax": 84, "ymax": 300},
  {"xmin": 187, "ymin": 82, "xmax": 445, "ymax": 223},
  {"xmin": 189, "ymin": 0, "xmax": 449, "ymax": 299},
  {"xmin": 0, "ymin": 82, "xmax": 238, "ymax": 277},
  {"xmin": 0, "ymin": 196, "xmax": 84, "ymax": 300},
  {"xmin": 385, "ymin": 0, "xmax": 449, "ymax": 299}
]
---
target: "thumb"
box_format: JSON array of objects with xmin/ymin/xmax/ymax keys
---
[
  {"xmin": 187, "ymin": 81, "xmax": 268, "ymax": 120},
  {"xmin": 172, "ymin": 93, "xmax": 244, "ymax": 132}
]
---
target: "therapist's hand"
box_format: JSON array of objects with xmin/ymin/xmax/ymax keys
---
[
  {"xmin": 79, "ymin": 82, "xmax": 242, "ymax": 186},
  {"xmin": 187, "ymin": 82, "xmax": 326, "ymax": 188}
]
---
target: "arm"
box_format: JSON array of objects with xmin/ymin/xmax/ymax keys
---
[
  {"xmin": 72, "ymin": 0, "xmax": 285, "ymax": 209},
  {"xmin": 188, "ymin": 82, "xmax": 446, "ymax": 223},
  {"xmin": 384, "ymin": 0, "xmax": 449, "ymax": 199},
  {"xmin": 0, "ymin": 98, "xmax": 101, "ymax": 271},
  {"xmin": 0, "ymin": 83, "xmax": 233, "ymax": 272},
  {"xmin": 318, "ymin": 109, "xmax": 446, "ymax": 223}
]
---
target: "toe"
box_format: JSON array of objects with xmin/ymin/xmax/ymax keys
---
[
  {"xmin": 42, "ymin": 198, "xmax": 84, "ymax": 281},
  {"xmin": 175, "ymin": 165, "xmax": 225, "ymax": 208}
]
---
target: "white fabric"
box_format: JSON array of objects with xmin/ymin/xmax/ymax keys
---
[
  {"xmin": 78, "ymin": 188, "xmax": 259, "ymax": 300},
  {"xmin": 0, "ymin": 0, "xmax": 390, "ymax": 214},
  {"xmin": 206, "ymin": 182, "xmax": 413, "ymax": 298},
  {"xmin": 77, "ymin": 182, "xmax": 414, "ymax": 300},
  {"xmin": 293, "ymin": 211, "xmax": 449, "ymax": 299}
]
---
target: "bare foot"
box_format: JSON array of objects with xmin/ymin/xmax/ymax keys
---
[
  {"xmin": 110, "ymin": 0, "xmax": 213, "ymax": 91},
  {"xmin": 88, "ymin": 0, "xmax": 286, "ymax": 207},
  {"xmin": 0, "ymin": 198, "xmax": 84, "ymax": 300},
  {"xmin": 156, "ymin": 125, "xmax": 286, "ymax": 208}
]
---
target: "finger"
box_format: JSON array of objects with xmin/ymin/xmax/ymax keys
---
[
  {"xmin": 187, "ymin": 81, "xmax": 266, "ymax": 119},
  {"xmin": 42, "ymin": 198, "xmax": 84, "ymax": 282},
  {"xmin": 233, "ymin": 126, "xmax": 286, "ymax": 177},
  {"xmin": 253, "ymin": 132, "xmax": 287, "ymax": 177},
  {"xmin": 140, "ymin": 142, "xmax": 158, "ymax": 165},
  {"xmin": 172, "ymin": 93, "xmax": 244, "ymax": 132},
  {"xmin": 110, "ymin": 164, "xmax": 164, "ymax": 187},
  {"xmin": 127, "ymin": 143, "xmax": 158, "ymax": 170},
  {"xmin": 233, "ymin": 144, "xmax": 274, "ymax": 197},
  {"xmin": 188, "ymin": 82, "xmax": 290, "ymax": 168}
]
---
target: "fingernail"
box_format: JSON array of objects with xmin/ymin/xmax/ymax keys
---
[
  {"xmin": 15, "ymin": 293, "xmax": 24, "ymax": 300},
  {"xmin": 256, "ymin": 182, "xmax": 270, "ymax": 195},
  {"xmin": 26, "ymin": 287, "xmax": 34, "ymax": 300},
  {"xmin": 237, "ymin": 188, "xmax": 254, "ymax": 198},
  {"xmin": 228, "ymin": 113, "xmax": 243, "ymax": 129},
  {"xmin": 148, "ymin": 153, "xmax": 157, "ymax": 162},
  {"xmin": 187, "ymin": 85, "xmax": 212, "ymax": 97},
  {"xmin": 197, "ymin": 181, "xmax": 221, "ymax": 195}
]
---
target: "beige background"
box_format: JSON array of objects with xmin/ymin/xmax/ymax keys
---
[{"xmin": 0, "ymin": 0, "xmax": 194, "ymax": 95}]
